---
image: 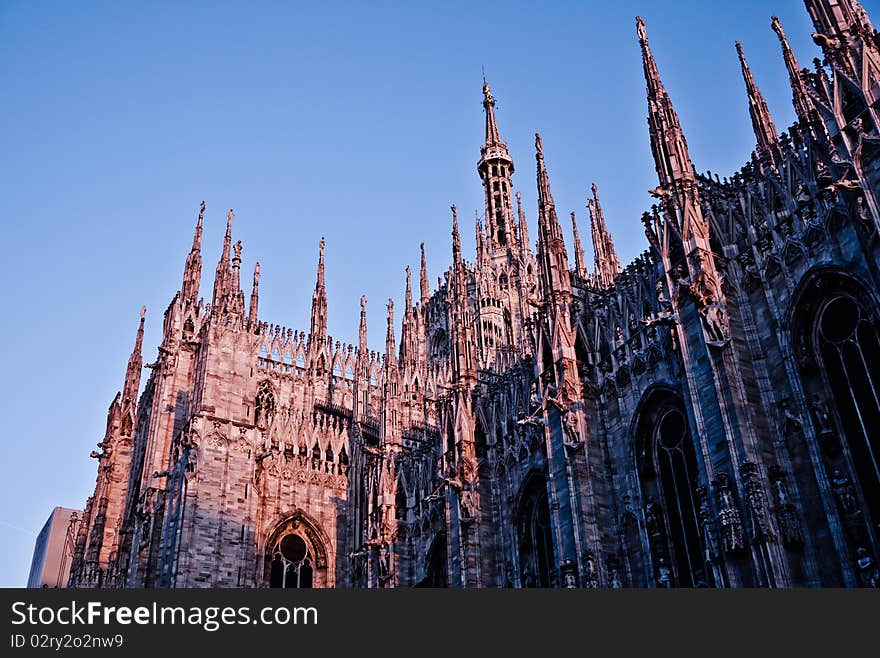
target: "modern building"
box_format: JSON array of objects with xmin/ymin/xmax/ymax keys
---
[{"xmin": 28, "ymin": 507, "xmax": 80, "ymax": 588}]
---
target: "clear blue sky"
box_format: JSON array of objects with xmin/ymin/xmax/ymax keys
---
[{"xmin": 2, "ymin": 0, "xmax": 870, "ymax": 587}]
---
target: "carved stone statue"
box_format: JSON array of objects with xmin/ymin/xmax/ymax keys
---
[
  {"xmin": 561, "ymin": 409, "xmax": 581, "ymax": 448},
  {"xmin": 856, "ymin": 547, "xmax": 879, "ymax": 588},
  {"xmin": 809, "ymin": 394, "xmax": 833, "ymax": 433},
  {"xmin": 715, "ymin": 475, "xmax": 745, "ymax": 553},
  {"xmin": 656, "ymin": 557, "xmax": 672, "ymax": 588},
  {"xmin": 645, "ymin": 497, "xmax": 663, "ymax": 540},
  {"xmin": 831, "ymin": 468, "xmax": 857, "ymax": 514}
]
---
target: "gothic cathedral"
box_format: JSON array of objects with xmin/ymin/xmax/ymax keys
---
[{"xmin": 70, "ymin": 2, "xmax": 880, "ymax": 588}]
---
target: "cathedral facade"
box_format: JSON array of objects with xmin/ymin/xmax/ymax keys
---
[{"xmin": 69, "ymin": 1, "xmax": 880, "ymax": 589}]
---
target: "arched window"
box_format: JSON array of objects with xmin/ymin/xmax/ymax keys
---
[
  {"xmin": 417, "ymin": 534, "xmax": 448, "ymax": 587},
  {"xmin": 254, "ymin": 381, "xmax": 275, "ymax": 430},
  {"xmin": 636, "ymin": 390, "xmax": 712, "ymax": 588},
  {"xmin": 269, "ymin": 534, "xmax": 314, "ymax": 588},
  {"xmin": 793, "ymin": 284, "xmax": 880, "ymax": 538},
  {"xmin": 517, "ymin": 476, "xmax": 554, "ymax": 588}
]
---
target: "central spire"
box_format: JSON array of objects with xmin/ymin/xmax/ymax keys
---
[
  {"xmin": 478, "ymin": 81, "xmax": 516, "ymax": 251},
  {"xmin": 483, "ymin": 82, "xmax": 502, "ymax": 147}
]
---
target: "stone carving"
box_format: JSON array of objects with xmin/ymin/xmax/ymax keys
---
[
  {"xmin": 696, "ymin": 485, "xmax": 719, "ymax": 561},
  {"xmin": 769, "ymin": 466, "xmax": 803, "ymax": 548},
  {"xmin": 715, "ymin": 474, "xmax": 745, "ymax": 553},
  {"xmin": 831, "ymin": 468, "xmax": 857, "ymax": 514},
  {"xmin": 742, "ymin": 462, "xmax": 773, "ymax": 541},
  {"xmin": 856, "ymin": 548, "xmax": 879, "ymax": 588}
]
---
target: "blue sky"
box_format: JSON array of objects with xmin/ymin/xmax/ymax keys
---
[{"xmin": 1, "ymin": 0, "xmax": 872, "ymax": 587}]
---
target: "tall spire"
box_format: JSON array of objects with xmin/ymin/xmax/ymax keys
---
[
  {"xmin": 482, "ymin": 81, "xmax": 503, "ymax": 147},
  {"xmin": 385, "ymin": 298, "xmax": 396, "ymax": 366},
  {"xmin": 358, "ymin": 295, "xmax": 368, "ymax": 356},
  {"xmin": 637, "ymin": 17, "xmax": 710, "ymax": 252},
  {"xmin": 228, "ymin": 240, "xmax": 245, "ymax": 318},
  {"xmin": 211, "ymin": 209, "xmax": 234, "ymax": 311},
  {"xmin": 310, "ymin": 237, "xmax": 328, "ymax": 340},
  {"xmin": 535, "ymin": 133, "xmax": 570, "ymax": 300},
  {"xmin": 771, "ymin": 16, "xmax": 821, "ymax": 129},
  {"xmin": 248, "ymin": 262, "xmax": 260, "ymax": 332},
  {"xmin": 404, "ymin": 265, "xmax": 412, "ymax": 312},
  {"xmin": 736, "ymin": 41, "xmax": 781, "ymax": 158},
  {"xmin": 478, "ymin": 82, "xmax": 516, "ymax": 251},
  {"xmin": 588, "ymin": 184, "xmax": 621, "ymax": 288},
  {"xmin": 516, "ymin": 190, "xmax": 531, "ymax": 255},
  {"xmin": 401, "ymin": 265, "xmax": 419, "ymax": 365},
  {"xmin": 449, "ymin": 204, "xmax": 476, "ymax": 385},
  {"xmin": 419, "ymin": 242, "xmax": 430, "ymax": 306},
  {"xmin": 452, "ymin": 204, "xmax": 462, "ymax": 271},
  {"xmin": 122, "ymin": 306, "xmax": 146, "ymax": 406},
  {"xmin": 182, "ymin": 201, "xmax": 204, "ymax": 305},
  {"xmin": 570, "ymin": 211, "xmax": 586, "ymax": 279},
  {"xmin": 637, "ymin": 17, "xmax": 697, "ymax": 189}
]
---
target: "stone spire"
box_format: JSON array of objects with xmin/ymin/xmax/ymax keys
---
[
  {"xmin": 450, "ymin": 204, "xmax": 476, "ymax": 385},
  {"xmin": 122, "ymin": 306, "xmax": 146, "ymax": 406},
  {"xmin": 419, "ymin": 242, "xmax": 430, "ymax": 306},
  {"xmin": 535, "ymin": 133, "xmax": 571, "ymax": 301},
  {"xmin": 385, "ymin": 298, "xmax": 396, "ymax": 367},
  {"xmin": 478, "ymin": 82, "xmax": 516, "ymax": 251},
  {"xmin": 637, "ymin": 17, "xmax": 710, "ymax": 252},
  {"xmin": 475, "ymin": 211, "xmax": 486, "ymax": 262},
  {"xmin": 570, "ymin": 211, "xmax": 586, "ymax": 278},
  {"xmin": 736, "ymin": 41, "xmax": 781, "ymax": 158},
  {"xmin": 248, "ymin": 262, "xmax": 260, "ymax": 332},
  {"xmin": 452, "ymin": 204, "xmax": 463, "ymax": 272},
  {"xmin": 310, "ymin": 237, "xmax": 328, "ymax": 340},
  {"xmin": 516, "ymin": 190, "xmax": 531, "ymax": 255},
  {"xmin": 182, "ymin": 201, "xmax": 204, "ymax": 305},
  {"xmin": 771, "ymin": 16, "xmax": 821, "ymax": 130},
  {"xmin": 638, "ymin": 17, "xmax": 697, "ymax": 190},
  {"xmin": 211, "ymin": 209, "xmax": 234, "ymax": 311},
  {"xmin": 400, "ymin": 266, "xmax": 418, "ymax": 364},
  {"xmin": 358, "ymin": 295, "xmax": 368, "ymax": 356},
  {"xmin": 224, "ymin": 239, "xmax": 245, "ymax": 320},
  {"xmin": 588, "ymin": 183, "xmax": 621, "ymax": 288}
]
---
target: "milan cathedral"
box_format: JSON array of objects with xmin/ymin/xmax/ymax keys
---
[{"xmin": 70, "ymin": 2, "xmax": 880, "ymax": 588}]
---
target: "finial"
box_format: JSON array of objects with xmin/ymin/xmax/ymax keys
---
[
  {"xmin": 140, "ymin": 305, "xmax": 146, "ymax": 321},
  {"xmin": 361, "ymin": 295, "xmax": 367, "ymax": 311},
  {"xmin": 535, "ymin": 132, "xmax": 544, "ymax": 158},
  {"xmin": 198, "ymin": 200, "xmax": 205, "ymax": 222},
  {"xmin": 226, "ymin": 209, "xmax": 234, "ymax": 231},
  {"xmin": 319, "ymin": 236, "xmax": 325, "ymax": 258},
  {"xmin": 636, "ymin": 16, "xmax": 648, "ymax": 43},
  {"xmin": 253, "ymin": 261, "xmax": 261, "ymax": 285}
]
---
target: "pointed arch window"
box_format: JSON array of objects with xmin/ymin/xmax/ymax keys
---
[
  {"xmin": 815, "ymin": 294, "xmax": 880, "ymax": 528},
  {"xmin": 254, "ymin": 381, "xmax": 275, "ymax": 430},
  {"xmin": 517, "ymin": 476, "xmax": 554, "ymax": 588},
  {"xmin": 636, "ymin": 391, "xmax": 713, "ymax": 588}
]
